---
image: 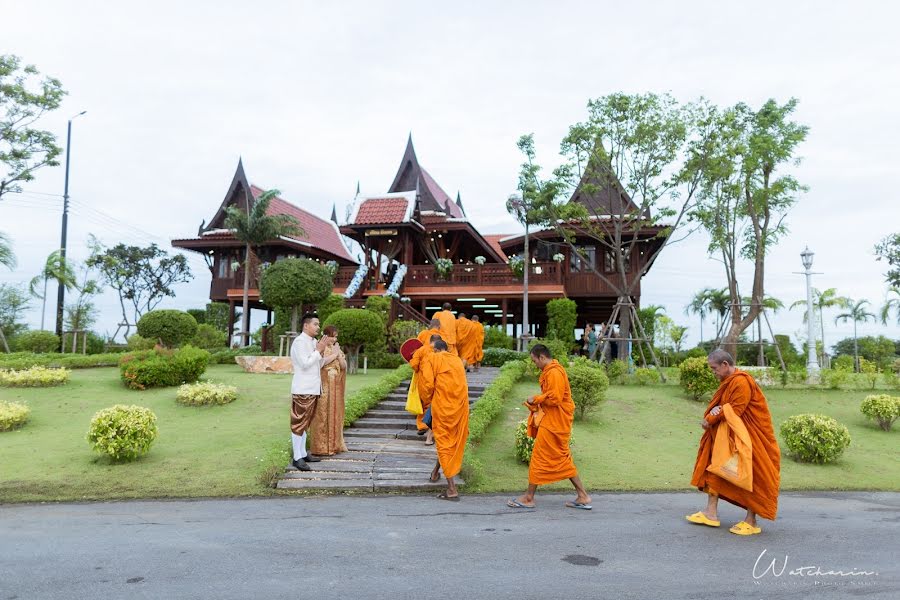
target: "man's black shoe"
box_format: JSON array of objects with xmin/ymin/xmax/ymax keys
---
[
  {"xmin": 304, "ymin": 455, "xmax": 322, "ymax": 463},
  {"xmin": 292, "ymin": 459, "xmax": 311, "ymax": 471}
]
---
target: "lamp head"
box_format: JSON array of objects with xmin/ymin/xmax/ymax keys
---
[{"xmin": 800, "ymin": 246, "xmax": 814, "ymax": 270}]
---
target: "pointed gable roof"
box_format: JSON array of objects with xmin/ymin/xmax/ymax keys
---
[
  {"xmin": 388, "ymin": 135, "xmax": 465, "ymax": 219},
  {"xmin": 568, "ymin": 149, "xmax": 642, "ymax": 216}
]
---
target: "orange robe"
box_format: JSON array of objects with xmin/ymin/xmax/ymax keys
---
[
  {"xmin": 417, "ymin": 327, "xmax": 442, "ymax": 347},
  {"xmin": 528, "ymin": 359, "xmax": 578, "ymax": 485},
  {"xmin": 418, "ymin": 351, "xmax": 470, "ymax": 478},
  {"xmin": 431, "ymin": 310, "xmax": 458, "ymax": 355},
  {"xmin": 409, "ymin": 344, "xmax": 434, "ymax": 431},
  {"xmin": 473, "ymin": 322, "xmax": 485, "ymax": 363},
  {"xmin": 691, "ymin": 370, "xmax": 781, "ymax": 521},
  {"xmin": 456, "ymin": 317, "xmax": 477, "ymax": 365}
]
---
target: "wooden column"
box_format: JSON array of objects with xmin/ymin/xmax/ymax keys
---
[
  {"xmin": 227, "ymin": 300, "xmax": 236, "ymax": 347},
  {"xmin": 501, "ymin": 298, "xmax": 508, "ymax": 330},
  {"xmin": 421, "ymin": 299, "xmax": 427, "ymax": 319}
]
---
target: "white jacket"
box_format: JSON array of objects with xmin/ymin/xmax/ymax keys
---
[{"xmin": 290, "ymin": 332, "xmax": 324, "ymax": 395}]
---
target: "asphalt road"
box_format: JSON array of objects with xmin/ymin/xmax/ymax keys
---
[{"xmin": 1, "ymin": 491, "xmax": 897, "ymax": 600}]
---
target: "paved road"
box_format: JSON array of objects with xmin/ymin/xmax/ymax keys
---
[{"xmin": 1, "ymin": 492, "xmax": 897, "ymax": 599}]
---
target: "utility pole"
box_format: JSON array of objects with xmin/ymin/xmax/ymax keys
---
[{"xmin": 55, "ymin": 111, "xmax": 86, "ymax": 341}]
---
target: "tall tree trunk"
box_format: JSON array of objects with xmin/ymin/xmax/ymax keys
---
[
  {"xmin": 348, "ymin": 348, "xmax": 359, "ymax": 374},
  {"xmin": 291, "ymin": 306, "xmax": 299, "ymax": 333},
  {"xmin": 240, "ymin": 243, "xmax": 252, "ymax": 347},
  {"xmin": 757, "ymin": 317, "xmax": 765, "ymax": 366},
  {"xmin": 618, "ymin": 299, "xmax": 631, "ymax": 362},
  {"xmin": 40, "ymin": 278, "xmax": 48, "ymax": 330},
  {"xmin": 853, "ymin": 321, "xmax": 859, "ymax": 373},
  {"xmin": 0, "ymin": 327, "xmax": 9, "ymax": 353}
]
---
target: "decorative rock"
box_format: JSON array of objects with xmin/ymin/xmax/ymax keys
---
[{"xmin": 235, "ymin": 356, "xmax": 293, "ymax": 374}]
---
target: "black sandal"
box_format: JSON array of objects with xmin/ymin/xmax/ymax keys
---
[{"xmin": 437, "ymin": 492, "xmax": 460, "ymax": 502}]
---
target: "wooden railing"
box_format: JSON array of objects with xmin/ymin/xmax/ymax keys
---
[
  {"xmin": 405, "ymin": 262, "xmax": 563, "ymax": 287},
  {"xmin": 210, "ymin": 272, "xmax": 258, "ymax": 299},
  {"xmin": 333, "ymin": 265, "xmax": 360, "ymax": 288}
]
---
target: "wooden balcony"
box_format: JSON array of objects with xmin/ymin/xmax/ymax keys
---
[{"xmin": 405, "ymin": 262, "xmax": 564, "ymax": 287}]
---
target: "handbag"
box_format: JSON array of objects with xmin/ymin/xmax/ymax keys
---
[{"xmin": 405, "ymin": 373, "xmax": 423, "ymax": 415}]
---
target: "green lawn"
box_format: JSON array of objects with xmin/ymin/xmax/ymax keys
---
[
  {"xmin": 467, "ymin": 378, "xmax": 900, "ymax": 494},
  {"xmin": 0, "ymin": 365, "xmax": 390, "ymax": 503}
]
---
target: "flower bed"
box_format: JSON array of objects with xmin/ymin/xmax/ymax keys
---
[{"xmin": 0, "ymin": 365, "xmax": 70, "ymax": 387}]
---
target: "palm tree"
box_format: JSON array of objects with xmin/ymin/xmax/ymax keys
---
[
  {"xmin": 670, "ymin": 325, "xmax": 689, "ymax": 353},
  {"xmin": 881, "ymin": 287, "xmax": 900, "ymax": 325},
  {"xmin": 29, "ymin": 250, "xmax": 79, "ymax": 331},
  {"xmin": 705, "ymin": 288, "xmax": 730, "ymax": 342},
  {"xmin": 834, "ymin": 299, "xmax": 876, "ymax": 372},
  {"xmin": 0, "ymin": 233, "xmax": 15, "ymax": 352},
  {"xmin": 790, "ymin": 287, "xmax": 850, "ymax": 361},
  {"xmin": 684, "ymin": 288, "xmax": 711, "ymax": 343},
  {"xmin": 224, "ymin": 189, "xmax": 303, "ymax": 346}
]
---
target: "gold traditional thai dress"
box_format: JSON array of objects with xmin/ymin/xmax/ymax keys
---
[{"xmin": 310, "ymin": 345, "xmax": 348, "ymax": 456}]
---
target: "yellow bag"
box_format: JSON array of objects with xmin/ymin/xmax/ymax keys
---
[{"xmin": 405, "ymin": 372, "xmax": 423, "ymax": 415}]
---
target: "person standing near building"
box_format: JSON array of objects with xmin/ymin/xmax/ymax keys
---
[
  {"xmin": 471, "ymin": 315, "xmax": 485, "ymax": 371},
  {"xmin": 289, "ymin": 313, "xmax": 336, "ymax": 471},
  {"xmin": 431, "ymin": 302, "xmax": 458, "ymax": 356}
]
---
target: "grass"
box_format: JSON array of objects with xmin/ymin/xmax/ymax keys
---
[
  {"xmin": 466, "ymin": 377, "xmax": 900, "ymax": 494},
  {"xmin": 0, "ymin": 365, "xmax": 390, "ymax": 503}
]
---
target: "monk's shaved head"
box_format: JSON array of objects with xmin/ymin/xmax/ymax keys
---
[
  {"xmin": 471, "ymin": 315, "xmax": 480, "ymax": 322},
  {"xmin": 708, "ymin": 349, "xmax": 734, "ymax": 366},
  {"xmin": 530, "ymin": 344, "xmax": 552, "ymax": 359},
  {"xmin": 442, "ymin": 302, "xmax": 452, "ymax": 310},
  {"xmin": 458, "ymin": 312, "xmax": 467, "ymax": 319},
  {"xmin": 430, "ymin": 318, "xmax": 441, "ymax": 328},
  {"xmin": 433, "ymin": 339, "xmax": 449, "ymax": 352},
  {"xmin": 429, "ymin": 334, "xmax": 443, "ymax": 344}
]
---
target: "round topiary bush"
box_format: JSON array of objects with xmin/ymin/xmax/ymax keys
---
[
  {"xmin": 118, "ymin": 346, "xmax": 210, "ymax": 390},
  {"xmin": 176, "ymin": 381, "xmax": 238, "ymax": 406},
  {"xmin": 87, "ymin": 404, "xmax": 159, "ymax": 461},
  {"xmin": 137, "ymin": 310, "xmax": 199, "ymax": 348},
  {"xmin": 190, "ymin": 323, "xmax": 228, "ymax": 350},
  {"xmin": 860, "ymin": 394, "xmax": 900, "ymax": 431},
  {"xmin": 0, "ymin": 366, "xmax": 70, "ymax": 387},
  {"xmin": 568, "ymin": 356, "xmax": 610, "ymax": 419},
  {"xmin": 780, "ymin": 413, "xmax": 851, "ymax": 464},
  {"xmin": 15, "ymin": 330, "xmax": 60, "ymax": 353},
  {"xmin": 0, "ymin": 400, "xmax": 31, "ymax": 431},
  {"xmin": 322, "ymin": 308, "xmax": 386, "ymax": 374},
  {"xmin": 679, "ymin": 356, "xmax": 719, "ymax": 400},
  {"xmin": 259, "ymin": 258, "xmax": 333, "ymax": 330}
]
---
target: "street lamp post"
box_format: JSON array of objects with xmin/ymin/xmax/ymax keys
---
[
  {"xmin": 799, "ymin": 246, "xmax": 820, "ymax": 382},
  {"xmin": 55, "ymin": 111, "xmax": 87, "ymax": 342}
]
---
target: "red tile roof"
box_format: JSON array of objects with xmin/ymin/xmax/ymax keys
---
[
  {"xmin": 483, "ymin": 234, "xmax": 509, "ymax": 261},
  {"xmin": 250, "ymin": 185, "xmax": 354, "ymax": 262},
  {"xmin": 354, "ymin": 197, "xmax": 410, "ymax": 225}
]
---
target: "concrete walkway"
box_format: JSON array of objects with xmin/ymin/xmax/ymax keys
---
[
  {"xmin": 1, "ymin": 491, "xmax": 896, "ymax": 599},
  {"xmin": 276, "ymin": 367, "xmax": 500, "ymax": 492}
]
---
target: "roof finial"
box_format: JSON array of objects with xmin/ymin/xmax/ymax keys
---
[
  {"xmin": 455, "ymin": 191, "xmax": 466, "ymax": 217},
  {"xmin": 330, "ymin": 203, "xmax": 338, "ymax": 224}
]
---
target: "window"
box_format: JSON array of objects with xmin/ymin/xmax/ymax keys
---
[
  {"xmin": 569, "ymin": 245, "xmax": 596, "ymax": 272},
  {"xmin": 604, "ymin": 248, "xmax": 631, "ymax": 273}
]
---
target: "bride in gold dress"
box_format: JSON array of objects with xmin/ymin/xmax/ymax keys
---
[{"xmin": 310, "ymin": 325, "xmax": 348, "ymax": 456}]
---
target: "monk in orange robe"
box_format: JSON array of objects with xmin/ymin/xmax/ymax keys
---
[
  {"xmin": 687, "ymin": 349, "xmax": 781, "ymax": 535},
  {"xmin": 456, "ymin": 312, "xmax": 477, "ymax": 370},
  {"xmin": 508, "ymin": 344, "xmax": 592, "ymax": 510},
  {"xmin": 417, "ymin": 318, "xmax": 442, "ymax": 347},
  {"xmin": 410, "ymin": 333, "xmax": 442, "ymax": 443},
  {"xmin": 431, "ymin": 302, "xmax": 458, "ymax": 356},
  {"xmin": 418, "ymin": 339, "xmax": 469, "ymax": 501},
  {"xmin": 471, "ymin": 315, "xmax": 485, "ymax": 370}
]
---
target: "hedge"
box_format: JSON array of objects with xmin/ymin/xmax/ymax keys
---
[
  {"xmin": 343, "ymin": 364, "xmax": 413, "ymax": 427},
  {"xmin": 0, "ymin": 352, "xmax": 124, "ymax": 371},
  {"xmin": 481, "ymin": 348, "xmax": 528, "ymax": 367},
  {"xmin": 119, "ymin": 346, "xmax": 210, "ymax": 390}
]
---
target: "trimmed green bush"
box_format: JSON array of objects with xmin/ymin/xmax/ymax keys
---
[
  {"xmin": 190, "ymin": 323, "xmax": 228, "ymax": 350},
  {"xmin": 482, "ymin": 347, "xmax": 528, "ymax": 367},
  {"xmin": 344, "ymin": 364, "xmax": 412, "ymax": 426},
  {"xmin": 87, "ymin": 404, "xmax": 159, "ymax": 461},
  {"xmin": 119, "ymin": 346, "xmax": 210, "ymax": 390},
  {"xmin": 605, "ymin": 358, "xmax": 627, "ymax": 384},
  {"xmin": 186, "ymin": 309, "xmax": 207, "ymax": 324},
  {"xmin": 568, "ymin": 356, "xmax": 610, "ymax": 419},
  {"xmin": 15, "ymin": 330, "xmax": 60, "ymax": 353},
  {"xmin": 0, "ymin": 400, "xmax": 30, "ymax": 431},
  {"xmin": 483, "ymin": 325, "xmax": 515, "ymax": 350},
  {"xmin": 0, "ymin": 353, "xmax": 123, "ymax": 371},
  {"xmin": 860, "ymin": 394, "xmax": 900, "ymax": 431},
  {"xmin": 323, "ymin": 309, "xmax": 385, "ymax": 373},
  {"xmin": 315, "ymin": 293, "xmax": 346, "ymax": 325},
  {"xmin": 0, "ymin": 365, "xmax": 70, "ymax": 387},
  {"xmin": 176, "ymin": 381, "xmax": 238, "ymax": 406},
  {"xmin": 780, "ymin": 414, "xmax": 851, "ymax": 464},
  {"xmin": 679, "ymin": 356, "xmax": 719, "ymax": 400},
  {"xmin": 126, "ymin": 333, "xmax": 157, "ymax": 351},
  {"xmin": 820, "ymin": 368, "xmax": 851, "ymax": 390},
  {"xmin": 137, "ymin": 310, "xmax": 199, "ymax": 348},
  {"xmin": 634, "ymin": 367, "xmax": 661, "ymax": 386},
  {"xmin": 546, "ymin": 298, "xmax": 577, "ymax": 342}
]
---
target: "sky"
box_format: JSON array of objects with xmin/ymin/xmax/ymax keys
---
[{"xmin": 1, "ymin": 0, "xmax": 899, "ymax": 351}]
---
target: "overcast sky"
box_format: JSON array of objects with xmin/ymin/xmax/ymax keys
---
[{"xmin": 2, "ymin": 0, "xmax": 898, "ymax": 350}]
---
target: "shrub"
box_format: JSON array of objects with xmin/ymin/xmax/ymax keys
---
[
  {"xmin": 0, "ymin": 365, "xmax": 70, "ymax": 387},
  {"xmin": 820, "ymin": 368, "xmax": 851, "ymax": 390},
  {"xmin": 514, "ymin": 419, "xmax": 535, "ymax": 463},
  {"xmin": 546, "ymin": 298, "xmax": 577, "ymax": 342},
  {"xmin": 87, "ymin": 404, "xmax": 159, "ymax": 461},
  {"xmin": 365, "ymin": 350, "xmax": 405, "ymax": 369},
  {"xmin": 679, "ymin": 356, "xmax": 719, "ymax": 400},
  {"xmin": 468, "ymin": 360, "xmax": 527, "ymax": 444},
  {"xmin": 860, "ymin": 394, "xmax": 900, "ymax": 431},
  {"xmin": 483, "ymin": 325, "xmax": 515, "ymax": 349},
  {"xmin": 176, "ymin": 381, "xmax": 238, "ymax": 406},
  {"xmin": 605, "ymin": 359, "xmax": 627, "ymax": 384},
  {"xmin": 0, "ymin": 400, "xmax": 30, "ymax": 431},
  {"xmin": 568, "ymin": 357, "xmax": 610, "ymax": 419},
  {"xmin": 315, "ymin": 293, "xmax": 345, "ymax": 325},
  {"xmin": 482, "ymin": 347, "xmax": 528, "ymax": 367},
  {"xmin": 186, "ymin": 308, "xmax": 207, "ymax": 324},
  {"xmin": 259, "ymin": 258, "xmax": 333, "ymax": 328},
  {"xmin": 527, "ymin": 337, "xmax": 570, "ymax": 363},
  {"xmin": 126, "ymin": 333, "xmax": 157, "ymax": 351},
  {"xmin": 0, "ymin": 353, "xmax": 123, "ymax": 371},
  {"xmin": 322, "ymin": 309, "xmax": 385, "ymax": 373},
  {"xmin": 137, "ymin": 310, "xmax": 199, "ymax": 348},
  {"xmin": 15, "ymin": 330, "xmax": 60, "ymax": 353},
  {"xmin": 884, "ymin": 371, "xmax": 900, "ymax": 391},
  {"xmin": 119, "ymin": 346, "xmax": 210, "ymax": 390},
  {"xmin": 780, "ymin": 414, "xmax": 851, "ymax": 464},
  {"xmin": 858, "ymin": 358, "xmax": 879, "ymax": 390},
  {"xmin": 389, "ymin": 319, "xmax": 423, "ymax": 349},
  {"xmin": 190, "ymin": 323, "xmax": 228, "ymax": 350},
  {"xmin": 344, "ymin": 364, "xmax": 412, "ymax": 426},
  {"xmin": 364, "ymin": 296, "xmax": 392, "ymax": 327},
  {"xmin": 634, "ymin": 367, "xmax": 661, "ymax": 386},
  {"xmin": 832, "ymin": 355, "xmax": 855, "ymax": 372}
]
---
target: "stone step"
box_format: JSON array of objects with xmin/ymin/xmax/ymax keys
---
[
  {"xmin": 353, "ymin": 418, "xmax": 416, "ymax": 430},
  {"xmin": 277, "ymin": 478, "xmax": 373, "ymax": 490},
  {"xmin": 366, "ymin": 409, "xmax": 417, "ymax": 419},
  {"xmin": 343, "ymin": 428, "xmax": 407, "ymax": 439},
  {"xmin": 374, "ymin": 401, "xmax": 411, "ymax": 412}
]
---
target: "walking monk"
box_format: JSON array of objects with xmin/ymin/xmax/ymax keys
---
[
  {"xmin": 418, "ymin": 339, "xmax": 469, "ymax": 501},
  {"xmin": 431, "ymin": 302, "xmax": 458, "ymax": 356},
  {"xmin": 410, "ymin": 333, "xmax": 442, "ymax": 444},
  {"xmin": 471, "ymin": 315, "xmax": 484, "ymax": 371},
  {"xmin": 508, "ymin": 344, "xmax": 592, "ymax": 510},
  {"xmin": 417, "ymin": 318, "xmax": 441, "ymax": 346},
  {"xmin": 687, "ymin": 349, "xmax": 781, "ymax": 535},
  {"xmin": 455, "ymin": 312, "xmax": 477, "ymax": 371}
]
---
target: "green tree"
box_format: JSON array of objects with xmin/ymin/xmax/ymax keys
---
[
  {"xmin": 258, "ymin": 258, "xmax": 332, "ymax": 333},
  {"xmin": 790, "ymin": 287, "xmax": 850, "ymax": 361},
  {"xmin": 224, "ymin": 188, "xmax": 303, "ymax": 346},
  {"xmin": 323, "ymin": 308, "xmax": 384, "ymax": 373},
  {"xmin": 0, "ymin": 283, "xmax": 30, "ymax": 352},
  {"xmin": 28, "ymin": 249, "xmax": 78, "ymax": 331},
  {"xmin": 704, "ymin": 288, "xmax": 731, "ymax": 339},
  {"xmin": 742, "ymin": 295, "xmax": 783, "ymax": 366},
  {"xmin": 670, "ymin": 324, "xmax": 689, "ymax": 353},
  {"xmin": 62, "ymin": 262, "xmax": 102, "ymax": 350},
  {"xmin": 684, "ymin": 288, "xmax": 712, "ymax": 342},
  {"xmin": 0, "ymin": 55, "xmax": 66, "ymax": 201},
  {"xmin": 0, "ymin": 232, "xmax": 15, "ymax": 271},
  {"xmin": 834, "ymin": 299, "xmax": 876, "ymax": 372},
  {"xmin": 546, "ymin": 298, "xmax": 577, "ymax": 342},
  {"xmin": 875, "ymin": 233, "xmax": 900, "ymax": 288},
  {"xmin": 832, "ymin": 335, "xmax": 896, "ymax": 369},
  {"xmin": 690, "ymin": 99, "xmax": 809, "ymax": 359},
  {"xmin": 880, "ymin": 287, "xmax": 900, "ymax": 325}
]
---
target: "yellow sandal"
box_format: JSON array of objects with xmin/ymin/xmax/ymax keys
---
[
  {"xmin": 729, "ymin": 521, "xmax": 762, "ymax": 535},
  {"xmin": 685, "ymin": 511, "xmax": 720, "ymax": 527}
]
